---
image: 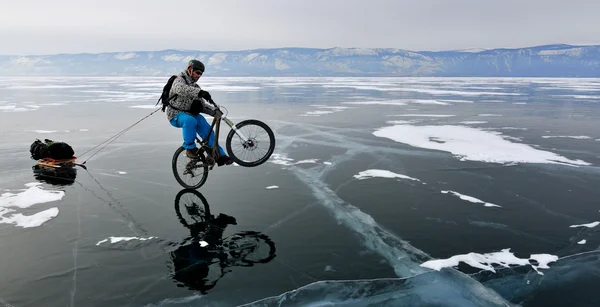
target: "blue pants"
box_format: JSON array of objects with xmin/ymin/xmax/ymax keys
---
[{"xmin": 170, "ymin": 112, "xmax": 226, "ymax": 156}]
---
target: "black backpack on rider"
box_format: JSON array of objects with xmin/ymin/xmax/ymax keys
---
[{"xmin": 156, "ymin": 75, "xmax": 179, "ymax": 112}]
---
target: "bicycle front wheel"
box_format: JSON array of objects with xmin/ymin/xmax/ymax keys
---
[
  {"xmin": 172, "ymin": 147, "xmax": 209, "ymax": 189},
  {"xmin": 226, "ymin": 119, "xmax": 275, "ymax": 167}
]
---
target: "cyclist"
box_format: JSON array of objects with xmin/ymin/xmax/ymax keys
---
[{"xmin": 167, "ymin": 59, "xmax": 233, "ymax": 166}]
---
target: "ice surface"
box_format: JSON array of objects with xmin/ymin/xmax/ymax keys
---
[
  {"xmin": 421, "ymin": 248, "xmax": 558, "ymax": 275},
  {"xmin": 569, "ymin": 222, "xmax": 599, "ymax": 228},
  {"xmin": 354, "ymin": 169, "xmax": 421, "ymax": 182},
  {"xmin": 0, "ymin": 183, "xmax": 63, "ymax": 228},
  {"xmin": 577, "ymin": 240, "xmax": 587, "ymax": 244},
  {"xmin": 441, "ymin": 190, "xmax": 501, "ymax": 208},
  {"xmin": 239, "ymin": 270, "xmax": 512, "ymax": 307},
  {"xmin": 372, "ymin": 124, "xmax": 591, "ymax": 166}
]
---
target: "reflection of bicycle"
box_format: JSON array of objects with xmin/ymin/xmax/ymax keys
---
[
  {"xmin": 172, "ymin": 99, "xmax": 276, "ymax": 189},
  {"xmin": 170, "ymin": 189, "xmax": 276, "ymax": 293}
]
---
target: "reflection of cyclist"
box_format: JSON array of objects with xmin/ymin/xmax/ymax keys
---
[
  {"xmin": 170, "ymin": 189, "xmax": 276, "ymax": 294},
  {"xmin": 170, "ymin": 190, "xmax": 237, "ymax": 293}
]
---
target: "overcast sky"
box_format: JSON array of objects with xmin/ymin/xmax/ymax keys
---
[{"xmin": 1, "ymin": 0, "xmax": 599, "ymax": 55}]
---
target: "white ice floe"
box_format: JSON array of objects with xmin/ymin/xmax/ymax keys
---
[
  {"xmin": 266, "ymin": 186, "xmax": 279, "ymax": 189},
  {"xmin": 441, "ymin": 190, "xmax": 500, "ymax": 208},
  {"xmin": 96, "ymin": 236, "xmax": 157, "ymax": 245},
  {"xmin": 301, "ymin": 110, "xmax": 336, "ymax": 116},
  {"xmin": 0, "ymin": 182, "xmax": 63, "ymax": 228},
  {"xmin": 295, "ymin": 159, "xmax": 320, "ymax": 164},
  {"xmin": 386, "ymin": 120, "xmax": 421, "ymax": 125},
  {"xmin": 513, "ymin": 102, "xmax": 528, "ymax": 105},
  {"xmin": 323, "ymin": 162, "xmax": 333, "ymax": 165},
  {"xmin": 542, "ymin": 135, "xmax": 592, "ymax": 140},
  {"xmin": 342, "ymin": 100, "xmax": 408, "ymax": 106},
  {"xmin": 268, "ymin": 154, "xmax": 320, "ymax": 166},
  {"xmin": 493, "ymin": 127, "xmax": 527, "ymax": 130},
  {"xmin": 577, "ymin": 240, "xmax": 587, "ymax": 244},
  {"xmin": 387, "ymin": 88, "xmax": 523, "ymax": 96},
  {"xmin": 554, "ymin": 94, "xmax": 600, "ymax": 99},
  {"xmin": 301, "ymin": 105, "xmax": 349, "ymax": 117},
  {"xmin": 408, "ymin": 99, "xmax": 451, "ymax": 105},
  {"xmin": 392, "ymin": 114, "xmax": 455, "ymax": 118},
  {"xmin": 129, "ymin": 105, "xmax": 158, "ymax": 109},
  {"xmin": 26, "ymin": 130, "xmax": 57, "ymax": 134},
  {"xmin": 268, "ymin": 154, "xmax": 294, "ymax": 165},
  {"xmin": 459, "ymin": 121, "xmax": 488, "ymax": 125},
  {"xmin": 353, "ymin": 169, "xmax": 421, "ymax": 182},
  {"xmin": 569, "ymin": 221, "xmax": 599, "ymax": 228},
  {"xmin": 1, "ymin": 105, "xmax": 30, "ymax": 112},
  {"xmin": 79, "ymin": 129, "xmax": 89, "ymax": 132},
  {"xmin": 372, "ymin": 124, "xmax": 590, "ymax": 166},
  {"xmin": 117, "ymin": 171, "xmax": 127, "ymax": 175},
  {"xmin": 439, "ymin": 99, "xmax": 473, "ymax": 104},
  {"xmin": 477, "ymin": 114, "xmax": 502, "ymax": 117},
  {"xmin": 420, "ymin": 248, "xmax": 558, "ymax": 275}
]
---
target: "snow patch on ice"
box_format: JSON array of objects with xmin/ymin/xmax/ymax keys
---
[
  {"xmin": 421, "ymin": 248, "xmax": 558, "ymax": 275},
  {"xmin": 372, "ymin": 124, "xmax": 590, "ymax": 166},
  {"xmin": 0, "ymin": 183, "xmax": 63, "ymax": 228},
  {"xmin": 542, "ymin": 135, "xmax": 592, "ymax": 140},
  {"xmin": 265, "ymin": 186, "xmax": 279, "ymax": 189},
  {"xmin": 459, "ymin": 121, "xmax": 488, "ymax": 125},
  {"xmin": 354, "ymin": 169, "xmax": 421, "ymax": 182},
  {"xmin": 441, "ymin": 190, "xmax": 500, "ymax": 208},
  {"xmin": 96, "ymin": 236, "xmax": 157, "ymax": 245},
  {"xmin": 569, "ymin": 222, "xmax": 599, "ymax": 228}
]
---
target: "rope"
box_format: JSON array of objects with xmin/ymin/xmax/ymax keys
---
[{"xmin": 79, "ymin": 107, "xmax": 161, "ymax": 164}]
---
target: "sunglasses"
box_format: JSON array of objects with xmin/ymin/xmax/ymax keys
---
[{"xmin": 193, "ymin": 70, "xmax": 203, "ymax": 75}]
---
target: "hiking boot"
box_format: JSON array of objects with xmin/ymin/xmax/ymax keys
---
[
  {"xmin": 185, "ymin": 148, "xmax": 200, "ymax": 159},
  {"xmin": 216, "ymin": 155, "xmax": 233, "ymax": 166}
]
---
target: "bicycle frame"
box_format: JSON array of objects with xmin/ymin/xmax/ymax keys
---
[{"xmin": 195, "ymin": 105, "xmax": 250, "ymax": 158}]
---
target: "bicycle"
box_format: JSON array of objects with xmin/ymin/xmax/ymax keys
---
[{"xmin": 171, "ymin": 99, "xmax": 276, "ymax": 189}]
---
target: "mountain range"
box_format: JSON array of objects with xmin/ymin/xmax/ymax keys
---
[{"xmin": 1, "ymin": 44, "xmax": 599, "ymax": 77}]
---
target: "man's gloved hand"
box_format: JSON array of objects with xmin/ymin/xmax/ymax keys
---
[{"xmin": 198, "ymin": 90, "xmax": 212, "ymax": 101}]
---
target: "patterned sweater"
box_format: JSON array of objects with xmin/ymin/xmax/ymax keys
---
[{"xmin": 166, "ymin": 70, "xmax": 216, "ymax": 122}]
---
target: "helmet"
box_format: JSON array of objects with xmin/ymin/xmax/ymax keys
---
[{"xmin": 187, "ymin": 59, "xmax": 205, "ymax": 72}]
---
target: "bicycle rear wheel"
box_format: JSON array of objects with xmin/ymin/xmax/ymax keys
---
[
  {"xmin": 225, "ymin": 119, "xmax": 275, "ymax": 167},
  {"xmin": 172, "ymin": 147, "xmax": 209, "ymax": 189},
  {"xmin": 174, "ymin": 189, "xmax": 211, "ymax": 228}
]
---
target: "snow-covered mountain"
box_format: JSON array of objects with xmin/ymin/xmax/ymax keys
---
[{"xmin": 1, "ymin": 44, "xmax": 599, "ymax": 77}]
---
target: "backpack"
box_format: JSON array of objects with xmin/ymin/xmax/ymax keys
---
[
  {"xmin": 30, "ymin": 139, "xmax": 75, "ymax": 160},
  {"xmin": 156, "ymin": 75, "xmax": 180, "ymax": 112}
]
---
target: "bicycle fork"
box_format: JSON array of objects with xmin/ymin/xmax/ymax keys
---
[{"xmin": 223, "ymin": 116, "xmax": 250, "ymax": 143}]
